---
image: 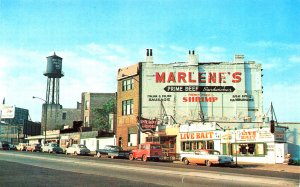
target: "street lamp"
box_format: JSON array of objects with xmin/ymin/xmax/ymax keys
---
[
  {"xmin": 32, "ymin": 96, "xmax": 47, "ymax": 144},
  {"xmin": 121, "ymin": 73, "xmax": 141, "ymax": 145}
]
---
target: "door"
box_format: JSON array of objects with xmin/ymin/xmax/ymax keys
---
[{"xmin": 275, "ymin": 143, "xmax": 285, "ymax": 163}]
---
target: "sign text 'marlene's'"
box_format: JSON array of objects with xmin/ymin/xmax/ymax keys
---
[{"xmin": 155, "ymin": 71, "xmax": 242, "ymax": 84}]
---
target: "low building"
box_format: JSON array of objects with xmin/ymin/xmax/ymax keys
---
[
  {"xmin": 81, "ymin": 92, "xmax": 116, "ymax": 131},
  {"xmin": 0, "ymin": 105, "xmax": 41, "ymax": 143}
]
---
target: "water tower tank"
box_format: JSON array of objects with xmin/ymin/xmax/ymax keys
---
[{"xmin": 44, "ymin": 52, "xmax": 64, "ymax": 78}]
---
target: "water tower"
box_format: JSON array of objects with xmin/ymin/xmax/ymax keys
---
[{"xmin": 44, "ymin": 52, "xmax": 64, "ymax": 105}]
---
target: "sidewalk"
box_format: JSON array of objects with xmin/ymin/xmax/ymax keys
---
[
  {"xmin": 173, "ymin": 161, "xmax": 300, "ymax": 174},
  {"xmin": 237, "ymin": 162, "xmax": 300, "ymax": 174}
]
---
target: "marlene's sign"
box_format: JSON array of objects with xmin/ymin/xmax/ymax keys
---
[{"xmin": 156, "ymin": 71, "xmax": 242, "ymax": 84}]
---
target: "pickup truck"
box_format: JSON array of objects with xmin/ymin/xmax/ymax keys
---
[
  {"xmin": 179, "ymin": 149, "xmax": 234, "ymax": 167},
  {"xmin": 95, "ymin": 145, "xmax": 130, "ymax": 159},
  {"xmin": 129, "ymin": 142, "xmax": 163, "ymax": 162}
]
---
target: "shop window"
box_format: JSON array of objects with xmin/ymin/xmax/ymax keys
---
[
  {"xmin": 181, "ymin": 140, "xmax": 216, "ymax": 152},
  {"xmin": 170, "ymin": 140, "xmax": 174, "ymax": 148},
  {"xmin": 231, "ymin": 143, "xmax": 265, "ymax": 156},
  {"xmin": 198, "ymin": 141, "xmax": 206, "ymax": 149},
  {"xmin": 256, "ymin": 143, "xmax": 264, "ymax": 155},
  {"xmin": 207, "ymin": 140, "xmax": 214, "ymax": 149},
  {"xmin": 146, "ymin": 136, "xmax": 159, "ymax": 143},
  {"xmin": 191, "ymin": 142, "xmax": 197, "ymax": 150},
  {"xmin": 181, "ymin": 142, "xmax": 190, "ymax": 151}
]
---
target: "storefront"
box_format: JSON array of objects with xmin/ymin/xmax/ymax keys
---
[
  {"xmin": 60, "ymin": 133, "xmax": 80, "ymax": 151},
  {"xmin": 221, "ymin": 127, "xmax": 286, "ymax": 164},
  {"xmin": 178, "ymin": 122, "xmax": 222, "ymax": 153}
]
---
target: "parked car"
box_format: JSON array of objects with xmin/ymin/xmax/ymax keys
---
[
  {"xmin": 42, "ymin": 143, "xmax": 63, "ymax": 154},
  {"xmin": 16, "ymin": 143, "xmax": 27, "ymax": 151},
  {"xmin": 180, "ymin": 149, "xmax": 234, "ymax": 167},
  {"xmin": 0, "ymin": 141, "xmax": 9, "ymax": 150},
  {"xmin": 8, "ymin": 144, "xmax": 17, "ymax": 150},
  {"xmin": 95, "ymin": 145, "xmax": 131, "ymax": 159},
  {"xmin": 129, "ymin": 142, "xmax": 163, "ymax": 162},
  {"xmin": 26, "ymin": 143, "xmax": 42, "ymax": 152},
  {"xmin": 65, "ymin": 144, "xmax": 90, "ymax": 155}
]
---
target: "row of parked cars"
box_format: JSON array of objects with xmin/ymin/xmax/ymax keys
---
[
  {"xmin": 4, "ymin": 141, "xmax": 235, "ymax": 167},
  {"xmin": 13, "ymin": 142, "xmax": 84, "ymax": 154}
]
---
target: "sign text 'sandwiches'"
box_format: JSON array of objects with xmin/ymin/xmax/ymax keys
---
[{"xmin": 164, "ymin": 86, "xmax": 235, "ymax": 92}]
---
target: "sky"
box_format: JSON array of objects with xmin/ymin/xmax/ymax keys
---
[{"xmin": 0, "ymin": 0, "xmax": 299, "ymax": 122}]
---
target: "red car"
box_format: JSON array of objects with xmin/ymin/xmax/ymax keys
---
[
  {"xmin": 129, "ymin": 142, "xmax": 163, "ymax": 162},
  {"xmin": 26, "ymin": 143, "xmax": 42, "ymax": 152}
]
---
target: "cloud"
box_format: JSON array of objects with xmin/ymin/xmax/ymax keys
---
[
  {"xmin": 248, "ymin": 41, "xmax": 300, "ymax": 50},
  {"xmin": 195, "ymin": 45, "xmax": 228, "ymax": 62},
  {"xmin": 257, "ymin": 57, "xmax": 281, "ymax": 70},
  {"xmin": 289, "ymin": 55, "xmax": 300, "ymax": 63},
  {"xmin": 263, "ymin": 83, "xmax": 300, "ymax": 122}
]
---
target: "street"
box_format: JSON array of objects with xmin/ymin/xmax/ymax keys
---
[{"xmin": 0, "ymin": 151, "xmax": 298, "ymax": 187}]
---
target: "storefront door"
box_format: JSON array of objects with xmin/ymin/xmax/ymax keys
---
[{"xmin": 275, "ymin": 143, "xmax": 285, "ymax": 163}]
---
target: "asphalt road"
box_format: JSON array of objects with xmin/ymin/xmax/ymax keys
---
[{"xmin": 0, "ymin": 151, "xmax": 298, "ymax": 187}]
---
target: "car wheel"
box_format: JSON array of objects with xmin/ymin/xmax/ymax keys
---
[
  {"xmin": 74, "ymin": 152, "xmax": 78, "ymax": 155},
  {"xmin": 48, "ymin": 150, "xmax": 51, "ymax": 153},
  {"xmin": 32, "ymin": 149, "xmax": 34, "ymax": 152},
  {"xmin": 65, "ymin": 151, "xmax": 68, "ymax": 155},
  {"xmin": 205, "ymin": 160, "xmax": 212, "ymax": 167},
  {"xmin": 96, "ymin": 152, "xmax": 101, "ymax": 158},
  {"xmin": 183, "ymin": 158, "xmax": 189, "ymax": 165},
  {"xmin": 129, "ymin": 154, "xmax": 134, "ymax": 161},
  {"xmin": 142, "ymin": 155, "xmax": 147, "ymax": 162},
  {"xmin": 111, "ymin": 155, "xmax": 115, "ymax": 159}
]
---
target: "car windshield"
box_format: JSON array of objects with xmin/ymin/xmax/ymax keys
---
[
  {"xmin": 111, "ymin": 146, "xmax": 122, "ymax": 151},
  {"xmin": 51, "ymin": 144, "xmax": 59, "ymax": 147},
  {"xmin": 208, "ymin": 150, "xmax": 220, "ymax": 155},
  {"xmin": 150, "ymin": 145, "xmax": 161, "ymax": 149}
]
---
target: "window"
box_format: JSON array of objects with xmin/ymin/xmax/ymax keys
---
[
  {"xmin": 85, "ymin": 100, "xmax": 89, "ymax": 110},
  {"xmin": 181, "ymin": 140, "xmax": 216, "ymax": 152},
  {"xmin": 122, "ymin": 79, "xmax": 134, "ymax": 91},
  {"xmin": 122, "ymin": 99, "xmax": 133, "ymax": 115},
  {"xmin": 84, "ymin": 116, "xmax": 89, "ymax": 126},
  {"xmin": 230, "ymin": 143, "xmax": 265, "ymax": 156},
  {"xmin": 62, "ymin": 112, "xmax": 67, "ymax": 120},
  {"xmin": 207, "ymin": 140, "xmax": 214, "ymax": 149}
]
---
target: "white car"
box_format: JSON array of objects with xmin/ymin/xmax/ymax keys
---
[
  {"xmin": 180, "ymin": 149, "xmax": 234, "ymax": 167},
  {"xmin": 42, "ymin": 143, "xmax": 63, "ymax": 154},
  {"xmin": 65, "ymin": 144, "xmax": 90, "ymax": 155}
]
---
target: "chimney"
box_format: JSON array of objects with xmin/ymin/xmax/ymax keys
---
[
  {"xmin": 188, "ymin": 49, "xmax": 198, "ymax": 65},
  {"xmin": 234, "ymin": 54, "xmax": 244, "ymax": 63},
  {"xmin": 146, "ymin": 48, "xmax": 153, "ymax": 63}
]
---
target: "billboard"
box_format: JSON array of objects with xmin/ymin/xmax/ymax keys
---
[
  {"xmin": 140, "ymin": 62, "xmax": 263, "ymax": 124},
  {"xmin": 1, "ymin": 105, "xmax": 15, "ymax": 119}
]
